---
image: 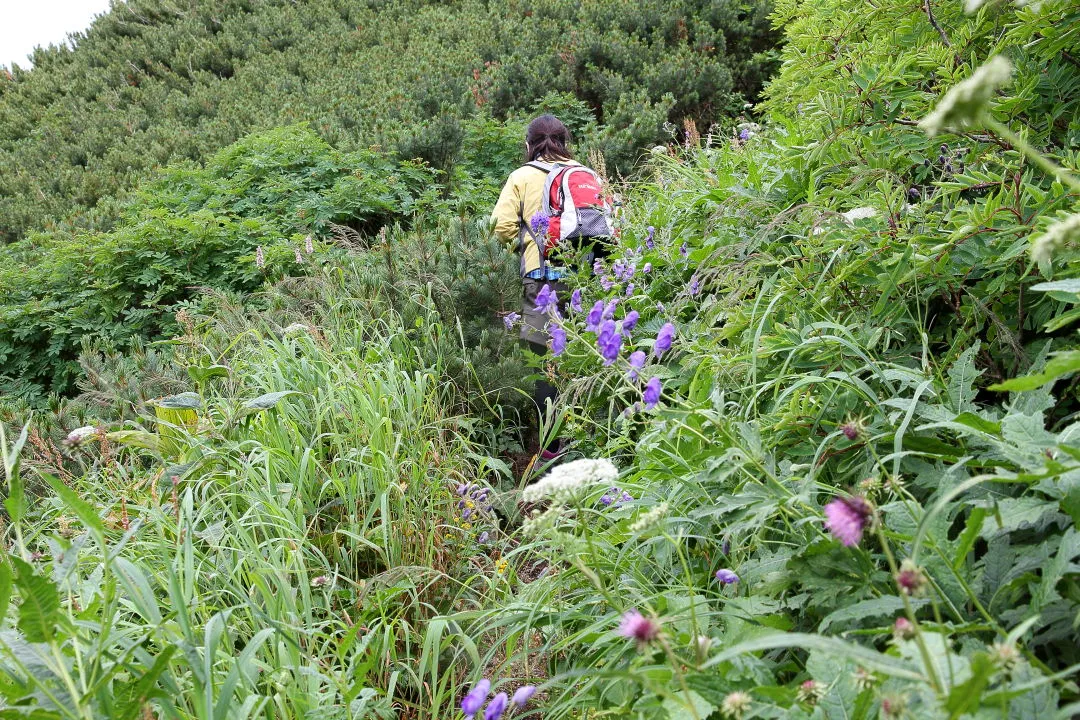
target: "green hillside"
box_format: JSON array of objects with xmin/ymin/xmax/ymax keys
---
[{"xmin": 1, "ymin": 0, "xmax": 1080, "ymax": 718}]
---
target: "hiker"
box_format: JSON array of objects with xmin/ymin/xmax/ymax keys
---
[{"xmin": 490, "ymin": 114, "xmax": 613, "ymax": 464}]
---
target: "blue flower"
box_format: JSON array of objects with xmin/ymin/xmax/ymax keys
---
[
  {"xmin": 715, "ymin": 569, "xmax": 739, "ymax": 584},
  {"xmin": 462, "ymin": 679, "xmax": 491, "ymax": 717},
  {"xmin": 646, "ymin": 226, "xmax": 656, "ymax": 249},
  {"xmin": 680, "ymin": 242, "xmax": 689, "ymax": 258},
  {"xmin": 570, "ymin": 288, "xmax": 583, "ymax": 313},
  {"xmin": 586, "ymin": 300, "xmax": 604, "ymax": 331},
  {"xmin": 530, "ymin": 211, "xmax": 551, "ymax": 236},
  {"xmin": 689, "ymin": 275, "xmax": 700, "ymax": 296},
  {"xmin": 654, "ymin": 323, "xmax": 675, "ymax": 357},
  {"xmin": 602, "ymin": 299, "xmax": 618, "ymax": 320},
  {"xmin": 622, "ymin": 310, "xmax": 640, "ymax": 332},
  {"xmin": 512, "ymin": 686, "xmax": 536, "ymax": 708},
  {"xmin": 534, "ymin": 284, "xmax": 558, "ymax": 315},
  {"xmin": 550, "ymin": 325, "xmax": 567, "ymax": 356},
  {"xmin": 626, "ymin": 283, "xmax": 635, "ymax": 296},
  {"xmin": 643, "ymin": 377, "xmax": 662, "ymax": 409},
  {"xmin": 484, "ymin": 692, "xmax": 509, "ymax": 720},
  {"xmin": 503, "ymin": 312, "xmax": 520, "ymax": 330},
  {"xmin": 597, "ymin": 320, "xmax": 622, "ymax": 365},
  {"xmin": 628, "ymin": 350, "xmax": 646, "ymax": 380}
]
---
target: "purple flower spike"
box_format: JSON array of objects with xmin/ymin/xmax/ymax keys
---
[
  {"xmin": 484, "ymin": 692, "xmax": 508, "ymax": 720},
  {"xmin": 512, "ymin": 686, "xmax": 536, "ymax": 708},
  {"xmin": 550, "ymin": 325, "xmax": 567, "ymax": 356},
  {"xmin": 689, "ymin": 276, "xmax": 700, "ymax": 296},
  {"xmin": 602, "ymin": 299, "xmax": 618, "ymax": 320},
  {"xmin": 462, "ymin": 679, "xmax": 491, "ymax": 717},
  {"xmin": 597, "ymin": 320, "xmax": 622, "ymax": 365},
  {"xmin": 478, "ymin": 531, "xmax": 490, "ymax": 544},
  {"xmin": 623, "ymin": 311, "xmax": 640, "ymax": 333},
  {"xmin": 654, "ymin": 323, "xmax": 675, "ymax": 357},
  {"xmin": 824, "ymin": 495, "xmax": 873, "ymax": 547},
  {"xmin": 626, "ymin": 283, "xmax": 635, "ymax": 296},
  {"xmin": 643, "ymin": 377, "xmax": 662, "ymax": 409},
  {"xmin": 593, "ymin": 258, "xmax": 604, "ymax": 275},
  {"xmin": 715, "ymin": 569, "xmax": 739, "ymax": 585},
  {"xmin": 534, "ymin": 284, "xmax": 558, "ymax": 315},
  {"xmin": 503, "ymin": 312, "xmax": 520, "ymax": 330},
  {"xmin": 600, "ymin": 275, "xmax": 615, "ymax": 291},
  {"xmin": 643, "ymin": 262, "xmax": 652, "ymax": 273},
  {"xmin": 586, "ymin": 300, "xmax": 604, "ymax": 331},
  {"xmin": 680, "ymin": 242, "xmax": 689, "ymax": 258},
  {"xmin": 570, "ymin": 288, "xmax": 583, "ymax": 313},
  {"xmin": 620, "ymin": 491, "xmax": 633, "ymax": 502},
  {"xmin": 646, "ymin": 226, "xmax": 656, "ymax": 249}
]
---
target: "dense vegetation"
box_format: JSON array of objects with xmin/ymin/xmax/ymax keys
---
[
  {"xmin": 0, "ymin": 0, "xmax": 777, "ymax": 399},
  {"xmin": 2, "ymin": 0, "xmax": 1080, "ymax": 718}
]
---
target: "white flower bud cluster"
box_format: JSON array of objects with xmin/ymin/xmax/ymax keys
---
[
  {"xmin": 919, "ymin": 56, "xmax": 1012, "ymax": 136},
  {"xmin": 522, "ymin": 458, "xmax": 619, "ymax": 503},
  {"xmin": 1031, "ymin": 213, "xmax": 1080, "ymax": 265},
  {"xmin": 629, "ymin": 502, "xmax": 669, "ymax": 534}
]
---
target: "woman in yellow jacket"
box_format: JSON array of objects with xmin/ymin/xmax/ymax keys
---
[{"xmin": 490, "ymin": 114, "xmax": 578, "ymax": 461}]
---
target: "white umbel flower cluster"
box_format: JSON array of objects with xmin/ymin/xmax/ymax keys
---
[
  {"xmin": 919, "ymin": 56, "xmax": 1012, "ymax": 136},
  {"xmin": 522, "ymin": 458, "xmax": 619, "ymax": 502}
]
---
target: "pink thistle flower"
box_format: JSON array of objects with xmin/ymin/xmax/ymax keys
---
[
  {"xmin": 823, "ymin": 495, "xmax": 873, "ymax": 547},
  {"xmin": 618, "ymin": 609, "xmax": 660, "ymax": 647}
]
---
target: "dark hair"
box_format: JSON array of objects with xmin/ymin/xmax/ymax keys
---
[{"xmin": 525, "ymin": 114, "xmax": 572, "ymax": 162}]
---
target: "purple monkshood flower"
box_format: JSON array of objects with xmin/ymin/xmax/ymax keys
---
[
  {"xmin": 628, "ymin": 350, "xmax": 646, "ymax": 380},
  {"xmin": 586, "ymin": 300, "xmax": 604, "ymax": 331},
  {"xmin": 600, "ymin": 275, "xmax": 615, "ymax": 291},
  {"xmin": 597, "ymin": 320, "xmax": 622, "ymax": 365},
  {"xmin": 570, "ymin": 288, "xmax": 583, "ymax": 313},
  {"xmin": 646, "ymin": 226, "xmax": 656, "ymax": 249},
  {"xmin": 689, "ymin": 275, "xmax": 700, "ymax": 296},
  {"xmin": 534, "ymin": 284, "xmax": 558, "ymax": 315},
  {"xmin": 593, "ymin": 258, "xmax": 604, "ymax": 275},
  {"xmin": 478, "ymin": 531, "xmax": 490, "ymax": 544},
  {"xmin": 503, "ymin": 312, "xmax": 520, "ymax": 330},
  {"xmin": 626, "ymin": 283, "xmax": 635, "ymax": 296},
  {"xmin": 654, "ymin": 323, "xmax": 675, "ymax": 357},
  {"xmin": 613, "ymin": 260, "xmax": 626, "ymax": 279},
  {"xmin": 512, "ymin": 686, "xmax": 536, "ymax": 708},
  {"xmin": 462, "ymin": 679, "xmax": 491, "ymax": 717},
  {"xmin": 621, "ymin": 490, "xmax": 633, "ymax": 502},
  {"xmin": 601, "ymin": 493, "xmax": 614, "ymax": 506},
  {"xmin": 602, "ymin": 299, "xmax": 618, "ymax": 320},
  {"xmin": 530, "ymin": 211, "xmax": 551, "ymax": 236},
  {"xmin": 722, "ymin": 537, "xmax": 731, "ymax": 556},
  {"xmin": 680, "ymin": 242, "xmax": 689, "ymax": 258},
  {"xmin": 824, "ymin": 495, "xmax": 874, "ymax": 547},
  {"xmin": 738, "ymin": 128, "xmax": 751, "ymax": 141},
  {"xmin": 618, "ymin": 609, "xmax": 661, "ymax": 647},
  {"xmin": 643, "ymin": 263, "xmax": 652, "ymax": 273},
  {"xmin": 622, "ymin": 310, "xmax": 640, "ymax": 333},
  {"xmin": 643, "ymin": 377, "xmax": 662, "ymax": 409},
  {"xmin": 550, "ymin": 325, "xmax": 567, "ymax": 356},
  {"xmin": 715, "ymin": 569, "xmax": 739, "ymax": 584},
  {"xmin": 484, "ymin": 692, "xmax": 508, "ymax": 720}
]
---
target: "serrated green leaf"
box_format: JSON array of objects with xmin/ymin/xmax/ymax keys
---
[
  {"xmin": 662, "ymin": 690, "xmax": 715, "ymax": 720},
  {"xmin": 989, "ymin": 352, "xmax": 1080, "ymax": 392},
  {"xmin": 819, "ymin": 596, "xmax": 928, "ymax": 632},
  {"xmin": 945, "ymin": 652, "xmax": 995, "ymax": 718},
  {"xmin": 11, "ymin": 557, "xmax": 60, "ymax": 643}
]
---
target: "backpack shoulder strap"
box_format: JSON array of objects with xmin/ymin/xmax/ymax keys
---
[{"xmin": 526, "ymin": 161, "xmax": 557, "ymax": 173}]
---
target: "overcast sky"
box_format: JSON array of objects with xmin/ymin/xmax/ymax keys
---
[{"xmin": 1, "ymin": 0, "xmax": 115, "ymax": 69}]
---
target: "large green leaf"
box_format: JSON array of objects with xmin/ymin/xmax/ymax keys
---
[
  {"xmin": 818, "ymin": 596, "xmax": 928, "ymax": 632},
  {"xmin": 989, "ymin": 352, "xmax": 1080, "ymax": 392},
  {"xmin": 11, "ymin": 558, "xmax": 60, "ymax": 643}
]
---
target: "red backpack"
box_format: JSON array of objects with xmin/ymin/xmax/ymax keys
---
[{"xmin": 527, "ymin": 161, "xmax": 614, "ymax": 255}]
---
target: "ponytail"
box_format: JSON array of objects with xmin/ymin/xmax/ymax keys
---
[{"xmin": 525, "ymin": 114, "xmax": 572, "ymax": 162}]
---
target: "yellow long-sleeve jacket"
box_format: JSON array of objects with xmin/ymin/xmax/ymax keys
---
[{"xmin": 490, "ymin": 158, "xmax": 580, "ymax": 276}]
